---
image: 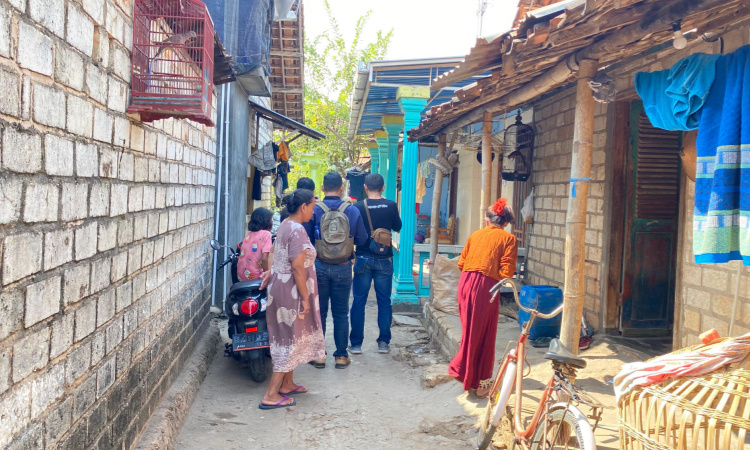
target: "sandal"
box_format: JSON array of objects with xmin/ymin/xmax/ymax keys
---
[
  {"xmin": 258, "ymin": 395, "xmax": 296, "ymax": 410},
  {"xmin": 579, "ymin": 335, "xmax": 592, "ymax": 351},
  {"xmin": 475, "ymin": 379, "xmax": 492, "ymax": 398},
  {"xmin": 279, "ymin": 385, "xmax": 308, "ymax": 395}
]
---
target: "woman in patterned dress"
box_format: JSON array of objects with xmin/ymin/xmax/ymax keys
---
[{"xmin": 259, "ymin": 189, "xmax": 326, "ymax": 409}]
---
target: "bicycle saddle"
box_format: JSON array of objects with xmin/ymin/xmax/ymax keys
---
[{"xmin": 544, "ymin": 338, "xmax": 587, "ymax": 369}]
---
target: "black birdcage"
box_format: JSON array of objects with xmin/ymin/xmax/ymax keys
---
[{"xmin": 501, "ymin": 111, "xmax": 534, "ymax": 181}]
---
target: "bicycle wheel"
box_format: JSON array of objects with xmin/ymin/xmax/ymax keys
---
[
  {"xmin": 476, "ymin": 360, "xmax": 516, "ymax": 450},
  {"xmin": 529, "ymin": 405, "xmax": 596, "ymax": 450}
]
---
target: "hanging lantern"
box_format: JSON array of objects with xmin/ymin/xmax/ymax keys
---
[{"xmin": 501, "ymin": 111, "xmax": 535, "ymax": 181}]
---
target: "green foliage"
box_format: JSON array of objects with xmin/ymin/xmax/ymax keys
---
[{"xmin": 296, "ymin": 0, "xmax": 392, "ymax": 178}]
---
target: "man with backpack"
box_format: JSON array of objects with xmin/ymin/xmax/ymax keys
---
[
  {"xmin": 350, "ymin": 174, "xmax": 402, "ymax": 355},
  {"xmin": 308, "ymin": 172, "xmax": 368, "ymax": 369}
]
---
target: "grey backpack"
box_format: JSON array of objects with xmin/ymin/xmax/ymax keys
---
[{"xmin": 315, "ymin": 201, "xmax": 354, "ymax": 264}]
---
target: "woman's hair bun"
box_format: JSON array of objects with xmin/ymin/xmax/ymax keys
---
[{"xmin": 281, "ymin": 189, "xmax": 314, "ymax": 215}]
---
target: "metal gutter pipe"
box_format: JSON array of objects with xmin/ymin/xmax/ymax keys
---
[
  {"xmin": 222, "ymin": 83, "xmax": 231, "ymax": 311},
  {"xmin": 211, "ymin": 83, "xmax": 227, "ymax": 308}
]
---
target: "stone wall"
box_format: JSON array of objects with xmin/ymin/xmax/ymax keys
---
[
  {"xmin": 525, "ymin": 90, "xmax": 608, "ymax": 329},
  {"xmin": 0, "ymin": 0, "xmax": 216, "ymax": 448}
]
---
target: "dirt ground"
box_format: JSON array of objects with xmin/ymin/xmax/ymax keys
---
[
  {"xmin": 176, "ymin": 291, "xmax": 646, "ymax": 449},
  {"xmin": 176, "ymin": 300, "xmax": 488, "ymax": 449}
]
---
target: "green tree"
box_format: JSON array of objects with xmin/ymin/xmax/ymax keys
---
[{"xmin": 290, "ymin": 1, "xmax": 392, "ymax": 188}]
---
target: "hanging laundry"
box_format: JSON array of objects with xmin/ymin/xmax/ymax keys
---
[
  {"xmin": 693, "ymin": 45, "xmax": 750, "ymax": 264},
  {"xmin": 420, "ymin": 160, "xmax": 430, "ymax": 179},
  {"xmin": 252, "ymin": 167, "xmax": 263, "ymax": 201},
  {"xmin": 277, "ymin": 141, "xmax": 291, "ymax": 161},
  {"xmin": 277, "ymin": 160, "xmax": 290, "ymax": 191},
  {"xmin": 249, "ymin": 141, "xmax": 276, "ymax": 171},
  {"xmin": 415, "ymin": 162, "xmax": 427, "ymax": 203},
  {"xmin": 346, "ymin": 169, "xmax": 367, "ymax": 201},
  {"xmin": 635, "ymin": 52, "xmax": 720, "ymax": 131},
  {"xmin": 273, "ymin": 174, "xmax": 284, "ymax": 207}
]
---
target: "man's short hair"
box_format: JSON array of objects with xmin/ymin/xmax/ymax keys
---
[
  {"xmin": 296, "ymin": 177, "xmax": 315, "ymax": 191},
  {"xmin": 364, "ymin": 173, "xmax": 385, "ymax": 192},
  {"xmin": 322, "ymin": 172, "xmax": 343, "ymax": 192}
]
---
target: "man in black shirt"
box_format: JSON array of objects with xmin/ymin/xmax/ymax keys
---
[{"xmin": 350, "ymin": 174, "xmax": 402, "ymax": 354}]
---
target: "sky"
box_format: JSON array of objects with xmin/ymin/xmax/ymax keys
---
[{"xmin": 304, "ymin": 0, "xmax": 518, "ymax": 62}]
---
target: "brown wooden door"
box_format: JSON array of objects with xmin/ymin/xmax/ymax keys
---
[{"xmin": 620, "ymin": 102, "xmax": 680, "ymax": 336}]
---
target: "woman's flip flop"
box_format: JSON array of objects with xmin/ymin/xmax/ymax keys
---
[
  {"xmin": 258, "ymin": 395, "xmax": 296, "ymax": 410},
  {"xmin": 279, "ymin": 385, "xmax": 308, "ymax": 395}
]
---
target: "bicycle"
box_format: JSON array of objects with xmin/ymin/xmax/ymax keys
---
[{"xmin": 477, "ymin": 278, "xmax": 606, "ymax": 450}]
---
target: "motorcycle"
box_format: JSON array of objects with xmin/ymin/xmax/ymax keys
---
[{"xmin": 210, "ymin": 239, "xmax": 270, "ymax": 382}]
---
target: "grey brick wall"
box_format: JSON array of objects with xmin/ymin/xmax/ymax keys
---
[
  {"xmin": 526, "ymin": 89, "xmax": 608, "ymax": 329},
  {"xmin": 0, "ymin": 0, "xmax": 216, "ymax": 448}
]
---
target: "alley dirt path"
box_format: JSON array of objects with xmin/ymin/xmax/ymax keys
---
[{"xmin": 176, "ymin": 301, "xmax": 486, "ymax": 449}]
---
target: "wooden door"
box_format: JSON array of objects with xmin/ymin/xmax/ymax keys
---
[{"xmin": 620, "ymin": 102, "xmax": 680, "ymax": 336}]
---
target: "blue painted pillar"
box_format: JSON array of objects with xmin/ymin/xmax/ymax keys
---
[
  {"xmin": 374, "ymin": 130, "xmax": 388, "ymax": 177},
  {"xmin": 392, "ymin": 86, "xmax": 429, "ymax": 307},
  {"xmin": 382, "ymin": 115, "xmax": 403, "ymax": 202},
  {"xmin": 367, "ymin": 142, "xmax": 380, "ymax": 174}
]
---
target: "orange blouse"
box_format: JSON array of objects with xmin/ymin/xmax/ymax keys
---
[{"xmin": 458, "ymin": 226, "xmax": 518, "ymax": 281}]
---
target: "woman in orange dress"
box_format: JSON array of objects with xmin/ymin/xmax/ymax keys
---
[{"xmin": 449, "ymin": 198, "xmax": 518, "ymax": 397}]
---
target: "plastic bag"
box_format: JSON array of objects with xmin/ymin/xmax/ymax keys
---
[
  {"xmin": 431, "ymin": 254, "xmax": 461, "ymax": 315},
  {"xmin": 521, "ymin": 188, "xmax": 534, "ymax": 224}
]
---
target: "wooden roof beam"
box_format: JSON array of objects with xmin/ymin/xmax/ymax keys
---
[{"xmin": 412, "ymin": 0, "xmax": 727, "ymax": 140}]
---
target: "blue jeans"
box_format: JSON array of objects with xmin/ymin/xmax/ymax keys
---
[
  {"xmin": 315, "ymin": 260, "xmax": 352, "ymax": 357},
  {"xmin": 350, "ymin": 255, "xmax": 393, "ymax": 346}
]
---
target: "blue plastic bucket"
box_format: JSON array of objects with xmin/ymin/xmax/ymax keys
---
[{"xmin": 517, "ymin": 285, "xmax": 563, "ymax": 340}]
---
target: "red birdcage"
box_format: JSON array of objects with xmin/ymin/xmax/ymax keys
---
[{"xmin": 128, "ymin": 0, "xmax": 216, "ymax": 126}]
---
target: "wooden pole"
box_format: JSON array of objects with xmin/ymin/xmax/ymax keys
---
[
  {"xmin": 481, "ymin": 111, "xmax": 493, "ymax": 228},
  {"xmin": 560, "ymin": 59, "xmax": 598, "ymax": 356},
  {"xmin": 429, "ymin": 134, "xmax": 448, "ymax": 265}
]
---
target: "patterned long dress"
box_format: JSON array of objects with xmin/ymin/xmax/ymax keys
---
[{"xmin": 267, "ymin": 220, "xmax": 326, "ymax": 373}]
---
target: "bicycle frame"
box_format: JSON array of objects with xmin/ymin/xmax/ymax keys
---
[
  {"xmin": 485, "ymin": 279, "xmax": 601, "ymax": 449},
  {"xmin": 512, "ymin": 314, "xmax": 556, "ymax": 441}
]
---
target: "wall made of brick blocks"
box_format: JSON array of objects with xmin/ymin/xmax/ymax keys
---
[
  {"xmin": 0, "ymin": 0, "xmax": 217, "ymax": 448},
  {"xmin": 674, "ymin": 179, "xmax": 750, "ymax": 348},
  {"xmin": 525, "ymin": 88, "xmax": 608, "ymax": 329}
]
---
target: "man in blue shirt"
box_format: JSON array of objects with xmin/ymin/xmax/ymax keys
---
[{"xmin": 307, "ymin": 173, "xmax": 367, "ymax": 369}]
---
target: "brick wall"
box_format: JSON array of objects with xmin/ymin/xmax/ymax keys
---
[
  {"xmin": 525, "ymin": 89, "xmax": 608, "ymax": 329},
  {"xmin": 0, "ymin": 0, "xmax": 216, "ymax": 448},
  {"xmin": 676, "ymin": 180, "xmax": 750, "ymax": 347}
]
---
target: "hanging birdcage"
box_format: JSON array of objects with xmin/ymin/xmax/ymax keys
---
[{"xmin": 501, "ymin": 111, "xmax": 534, "ymax": 181}]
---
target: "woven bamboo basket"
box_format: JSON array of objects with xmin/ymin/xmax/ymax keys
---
[{"xmin": 618, "ymin": 339, "xmax": 750, "ymax": 449}]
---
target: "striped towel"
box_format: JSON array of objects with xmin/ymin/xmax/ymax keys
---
[{"xmin": 694, "ymin": 45, "xmax": 750, "ymax": 264}]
